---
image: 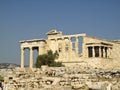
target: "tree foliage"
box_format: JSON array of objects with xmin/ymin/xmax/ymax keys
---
[
  {"xmin": 0, "ymin": 75, "xmax": 3, "ymax": 81},
  {"xmin": 35, "ymin": 50, "xmax": 63, "ymax": 68}
]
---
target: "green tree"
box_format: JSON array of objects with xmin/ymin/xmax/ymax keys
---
[
  {"xmin": 0, "ymin": 75, "xmax": 3, "ymax": 81},
  {"xmin": 35, "ymin": 50, "xmax": 63, "ymax": 68}
]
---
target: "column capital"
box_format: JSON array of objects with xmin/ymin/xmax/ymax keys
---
[{"xmin": 29, "ymin": 46, "xmax": 33, "ymax": 49}]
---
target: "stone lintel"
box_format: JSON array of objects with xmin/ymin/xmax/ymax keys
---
[
  {"xmin": 48, "ymin": 33, "xmax": 86, "ymax": 40},
  {"xmin": 19, "ymin": 38, "xmax": 46, "ymax": 43},
  {"xmin": 86, "ymin": 42, "xmax": 113, "ymax": 47},
  {"xmin": 63, "ymin": 33, "xmax": 86, "ymax": 38}
]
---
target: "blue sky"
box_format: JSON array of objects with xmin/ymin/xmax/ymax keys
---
[{"xmin": 0, "ymin": 0, "xmax": 120, "ymax": 65}]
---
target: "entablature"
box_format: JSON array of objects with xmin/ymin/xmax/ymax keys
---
[
  {"xmin": 19, "ymin": 38, "xmax": 46, "ymax": 43},
  {"xmin": 48, "ymin": 33, "xmax": 86, "ymax": 40},
  {"xmin": 86, "ymin": 42, "xmax": 113, "ymax": 47}
]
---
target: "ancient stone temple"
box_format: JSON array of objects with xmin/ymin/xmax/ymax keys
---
[{"xmin": 19, "ymin": 29, "xmax": 120, "ymax": 69}]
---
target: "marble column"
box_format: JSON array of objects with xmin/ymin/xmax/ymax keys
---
[
  {"xmin": 103, "ymin": 47, "xmax": 105, "ymax": 58},
  {"xmin": 75, "ymin": 36, "xmax": 79, "ymax": 56},
  {"xmin": 29, "ymin": 47, "xmax": 33, "ymax": 68},
  {"xmin": 99, "ymin": 46, "xmax": 101, "ymax": 58},
  {"xmin": 21, "ymin": 47, "xmax": 24, "ymax": 68},
  {"xmin": 92, "ymin": 46, "xmax": 95, "ymax": 57}
]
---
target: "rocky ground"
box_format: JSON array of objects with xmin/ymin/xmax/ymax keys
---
[{"xmin": 1, "ymin": 64, "xmax": 120, "ymax": 90}]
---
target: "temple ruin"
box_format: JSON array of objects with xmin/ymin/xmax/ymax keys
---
[{"xmin": 19, "ymin": 29, "xmax": 120, "ymax": 69}]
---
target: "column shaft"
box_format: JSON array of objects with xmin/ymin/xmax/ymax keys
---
[
  {"xmin": 75, "ymin": 37, "xmax": 79, "ymax": 56},
  {"xmin": 103, "ymin": 47, "xmax": 105, "ymax": 58},
  {"xmin": 99, "ymin": 46, "xmax": 101, "ymax": 58},
  {"xmin": 92, "ymin": 46, "xmax": 95, "ymax": 57},
  {"xmin": 21, "ymin": 48, "xmax": 24, "ymax": 68},
  {"xmin": 30, "ymin": 47, "xmax": 33, "ymax": 68}
]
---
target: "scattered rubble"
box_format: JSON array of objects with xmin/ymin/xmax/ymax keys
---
[{"xmin": 0, "ymin": 65, "xmax": 120, "ymax": 90}]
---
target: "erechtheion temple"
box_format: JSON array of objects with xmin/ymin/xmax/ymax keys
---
[{"xmin": 19, "ymin": 30, "xmax": 120, "ymax": 69}]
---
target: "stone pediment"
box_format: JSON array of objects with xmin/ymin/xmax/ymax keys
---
[{"xmin": 46, "ymin": 29, "xmax": 61, "ymax": 35}]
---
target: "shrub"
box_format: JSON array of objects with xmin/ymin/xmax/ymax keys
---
[{"xmin": 35, "ymin": 50, "xmax": 63, "ymax": 68}]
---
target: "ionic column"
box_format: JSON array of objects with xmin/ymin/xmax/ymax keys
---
[
  {"xmin": 29, "ymin": 47, "xmax": 33, "ymax": 68},
  {"xmin": 103, "ymin": 47, "xmax": 105, "ymax": 58},
  {"xmin": 99, "ymin": 46, "xmax": 101, "ymax": 58},
  {"xmin": 92, "ymin": 46, "xmax": 95, "ymax": 57},
  {"xmin": 75, "ymin": 36, "xmax": 79, "ymax": 56},
  {"xmin": 21, "ymin": 47, "xmax": 24, "ymax": 68}
]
